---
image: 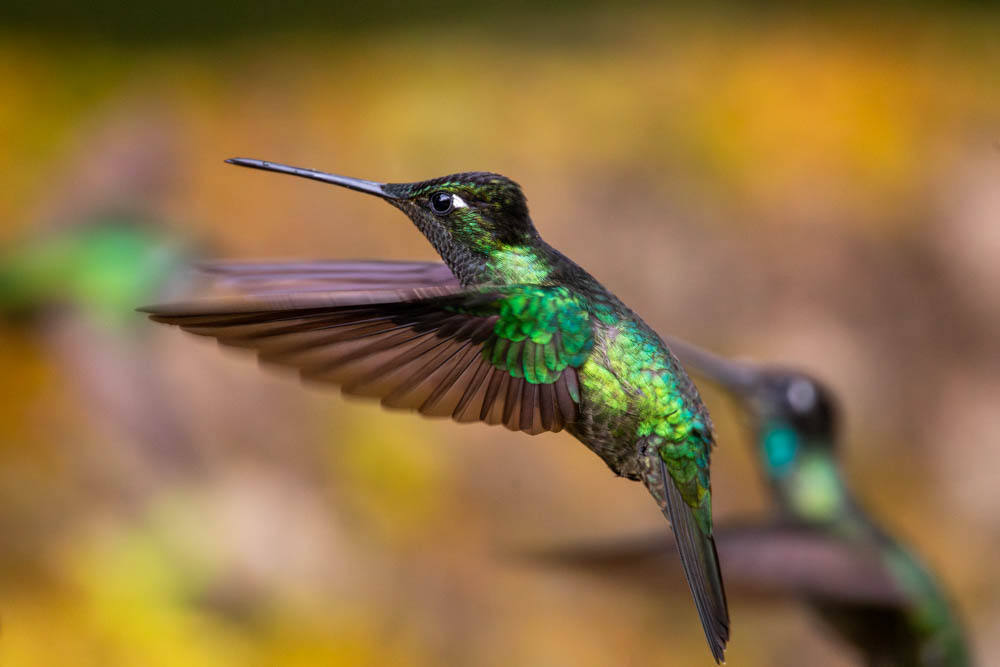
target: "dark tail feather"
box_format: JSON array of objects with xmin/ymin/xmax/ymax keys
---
[{"xmin": 660, "ymin": 459, "xmax": 730, "ymax": 663}]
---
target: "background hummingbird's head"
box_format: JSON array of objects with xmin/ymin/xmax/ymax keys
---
[
  {"xmin": 739, "ymin": 370, "xmax": 850, "ymax": 521},
  {"xmin": 740, "ymin": 369, "xmax": 841, "ymax": 470}
]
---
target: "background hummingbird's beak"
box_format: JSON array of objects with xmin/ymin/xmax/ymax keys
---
[
  {"xmin": 225, "ymin": 158, "xmax": 396, "ymax": 199},
  {"xmin": 667, "ymin": 337, "xmax": 758, "ymax": 393}
]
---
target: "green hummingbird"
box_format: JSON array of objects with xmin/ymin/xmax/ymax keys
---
[
  {"xmin": 0, "ymin": 218, "xmax": 190, "ymax": 328},
  {"xmin": 142, "ymin": 158, "xmax": 730, "ymax": 662},
  {"xmin": 0, "ymin": 217, "xmax": 201, "ymax": 470},
  {"xmin": 524, "ymin": 338, "xmax": 970, "ymax": 666}
]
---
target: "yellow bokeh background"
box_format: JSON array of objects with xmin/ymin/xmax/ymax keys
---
[{"xmin": 1, "ymin": 5, "xmax": 998, "ymax": 665}]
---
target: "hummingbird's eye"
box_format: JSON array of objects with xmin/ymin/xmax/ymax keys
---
[
  {"xmin": 786, "ymin": 378, "xmax": 817, "ymax": 414},
  {"xmin": 430, "ymin": 192, "xmax": 454, "ymax": 215}
]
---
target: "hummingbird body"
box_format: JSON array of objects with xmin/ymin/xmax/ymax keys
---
[
  {"xmin": 143, "ymin": 161, "xmax": 729, "ymax": 661},
  {"xmin": 465, "ymin": 234, "xmax": 715, "ymax": 518},
  {"xmin": 575, "ymin": 315, "xmax": 716, "ymax": 522},
  {"xmin": 809, "ymin": 537, "xmax": 968, "ymax": 666}
]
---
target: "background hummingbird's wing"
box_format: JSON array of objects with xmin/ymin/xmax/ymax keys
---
[
  {"xmin": 142, "ymin": 284, "xmax": 593, "ymax": 435},
  {"xmin": 639, "ymin": 440, "xmax": 729, "ymax": 663},
  {"xmin": 198, "ymin": 259, "xmax": 458, "ymax": 294},
  {"xmin": 516, "ymin": 520, "xmax": 909, "ymax": 606},
  {"xmin": 713, "ymin": 523, "xmax": 910, "ymax": 605}
]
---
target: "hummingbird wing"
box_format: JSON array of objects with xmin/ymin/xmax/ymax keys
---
[
  {"xmin": 711, "ymin": 522, "xmax": 909, "ymax": 605},
  {"xmin": 141, "ymin": 283, "xmax": 593, "ymax": 435},
  {"xmin": 197, "ymin": 259, "xmax": 458, "ymax": 294},
  {"xmin": 640, "ymin": 437, "xmax": 729, "ymax": 663},
  {"xmin": 515, "ymin": 521, "xmax": 909, "ymax": 606}
]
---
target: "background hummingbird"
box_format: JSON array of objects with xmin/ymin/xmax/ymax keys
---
[
  {"xmin": 0, "ymin": 217, "xmax": 202, "ymax": 471},
  {"xmin": 522, "ymin": 339, "xmax": 971, "ymax": 666},
  {"xmin": 0, "ymin": 219, "xmax": 190, "ymax": 328},
  {"xmin": 142, "ymin": 158, "xmax": 730, "ymax": 662}
]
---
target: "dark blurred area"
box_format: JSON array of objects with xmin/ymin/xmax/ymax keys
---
[
  {"xmin": 6, "ymin": 1, "xmax": 989, "ymax": 45},
  {"xmin": 0, "ymin": 2, "xmax": 997, "ymax": 665}
]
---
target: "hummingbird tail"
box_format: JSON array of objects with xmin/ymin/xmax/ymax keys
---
[{"xmin": 658, "ymin": 458, "xmax": 730, "ymax": 663}]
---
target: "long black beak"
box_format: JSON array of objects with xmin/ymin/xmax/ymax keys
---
[
  {"xmin": 666, "ymin": 337, "xmax": 758, "ymax": 393},
  {"xmin": 225, "ymin": 158, "xmax": 395, "ymax": 198}
]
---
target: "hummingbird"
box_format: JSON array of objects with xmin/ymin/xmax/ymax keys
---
[
  {"xmin": 1, "ymin": 217, "xmax": 201, "ymax": 471},
  {"xmin": 141, "ymin": 158, "xmax": 730, "ymax": 662},
  {"xmin": 523, "ymin": 338, "xmax": 970, "ymax": 666},
  {"xmin": 0, "ymin": 219, "xmax": 190, "ymax": 328}
]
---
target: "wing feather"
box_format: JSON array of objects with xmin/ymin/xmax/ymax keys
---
[
  {"xmin": 143, "ymin": 280, "xmax": 593, "ymax": 436},
  {"xmin": 201, "ymin": 259, "xmax": 459, "ymax": 294}
]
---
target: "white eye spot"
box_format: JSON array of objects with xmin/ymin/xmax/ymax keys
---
[
  {"xmin": 451, "ymin": 194, "xmax": 469, "ymax": 209},
  {"xmin": 787, "ymin": 378, "xmax": 816, "ymax": 413}
]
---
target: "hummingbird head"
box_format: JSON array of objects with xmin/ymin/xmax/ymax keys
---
[
  {"xmin": 226, "ymin": 159, "xmax": 537, "ymax": 283},
  {"xmin": 742, "ymin": 369, "xmax": 840, "ymax": 468},
  {"xmin": 738, "ymin": 370, "xmax": 847, "ymax": 521}
]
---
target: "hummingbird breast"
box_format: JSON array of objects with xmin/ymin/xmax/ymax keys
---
[{"xmin": 570, "ymin": 315, "xmax": 709, "ymax": 480}]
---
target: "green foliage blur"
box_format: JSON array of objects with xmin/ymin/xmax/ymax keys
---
[{"xmin": 1, "ymin": 3, "xmax": 998, "ymax": 665}]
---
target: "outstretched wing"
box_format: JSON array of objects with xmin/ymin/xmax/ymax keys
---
[
  {"xmin": 514, "ymin": 521, "xmax": 908, "ymax": 606},
  {"xmin": 199, "ymin": 259, "xmax": 459, "ymax": 294},
  {"xmin": 640, "ymin": 435, "xmax": 729, "ymax": 663},
  {"xmin": 142, "ymin": 283, "xmax": 593, "ymax": 435}
]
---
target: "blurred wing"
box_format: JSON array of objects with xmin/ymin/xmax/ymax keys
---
[
  {"xmin": 640, "ymin": 441, "xmax": 729, "ymax": 663},
  {"xmin": 512, "ymin": 533, "xmax": 673, "ymax": 572},
  {"xmin": 518, "ymin": 521, "xmax": 908, "ymax": 606},
  {"xmin": 199, "ymin": 259, "xmax": 459, "ymax": 294},
  {"xmin": 142, "ymin": 284, "xmax": 592, "ymax": 435},
  {"xmin": 716, "ymin": 523, "xmax": 909, "ymax": 605}
]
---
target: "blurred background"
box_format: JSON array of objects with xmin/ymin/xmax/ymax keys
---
[{"xmin": 1, "ymin": 2, "xmax": 998, "ymax": 665}]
